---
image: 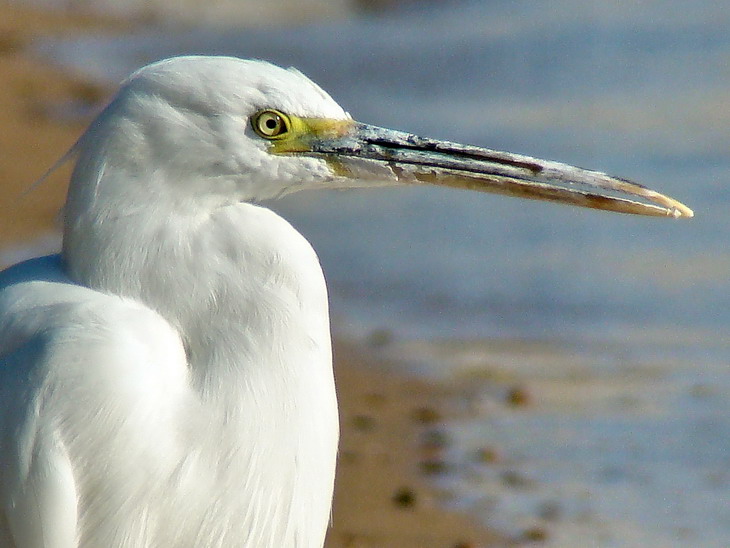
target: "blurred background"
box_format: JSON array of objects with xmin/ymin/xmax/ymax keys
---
[{"xmin": 2, "ymin": 0, "xmax": 729, "ymax": 546}]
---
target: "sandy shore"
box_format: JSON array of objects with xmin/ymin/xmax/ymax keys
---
[
  {"xmin": 327, "ymin": 342, "xmax": 503, "ymax": 547},
  {"xmin": 0, "ymin": 3, "xmax": 126, "ymax": 247},
  {"xmin": 0, "ymin": 3, "xmax": 500, "ymax": 546}
]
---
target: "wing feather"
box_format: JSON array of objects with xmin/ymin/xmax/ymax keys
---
[{"xmin": 0, "ymin": 256, "xmax": 189, "ymax": 548}]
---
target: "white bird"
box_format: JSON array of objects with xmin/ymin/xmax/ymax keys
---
[{"xmin": 0, "ymin": 56, "xmax": 692, "ymax": 548}]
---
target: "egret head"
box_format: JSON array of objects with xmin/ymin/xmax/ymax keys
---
[
  {"xmin": 67, "ymin": 56, "xmax": 351, "ymax": 209},
  {"xmin": 67, "ymin": 55, "xmax": 692, "ymax": 220}
]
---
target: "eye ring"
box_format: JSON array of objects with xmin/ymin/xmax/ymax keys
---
[{"xmin": 252, "ymin": 109, "xmax": 290, "ymax": 139}]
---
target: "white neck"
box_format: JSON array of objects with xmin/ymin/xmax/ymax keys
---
[{"xmin": 63, "ymin": 195, "xmax": 339, "ymax": 547}]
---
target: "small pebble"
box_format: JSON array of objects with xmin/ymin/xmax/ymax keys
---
[
  {"xmin": 500, "ymin": 470, "xmax": 535, "ymax": 489},
  {"xmin": 689, "ymin": 383, "xmax": 714, "ymax": 399},
  {"xmin": 521, "ymin": 526, "xmax": 548, "ymax": 542},
  {"xmin": 351, "ymin": 414, "xmax": 376, "ymax": 432},
  {"xmin": 366, "ymin": 328, "xmax": 394, "ymax": 348},
  {"xmin": 420, "ymin": 429, "xmax": 450, "ymax": 450},
  {"xmin": 392, "ymin": 487, "xmax": 417, "ymax": 508},
  {"xmin": 0, "ymin": 34, "xmax": 22, "ymax": 55},
  {"xmin": 412, "ymin": 406, "xmax": 441, "ymax": 424},
  {"xmin": 474, "ymin": 445, "xmax": 502, "ymax": 464},
  {"xmin": 506, "ymin": 385, "xmax": 532, "ymax": 407},
  {"xmin": 419, "ymin": 458, "xmax": 448, "ymax": 476},
  {"xmin": 538, "ymin": 500, "xmax": 562, "ymax": 521},
  {"xmin": 363, "ymin": 392, "xmax": 387, "ymax": 406}
]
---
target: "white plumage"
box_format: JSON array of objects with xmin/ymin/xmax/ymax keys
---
[{"xmin": 0, "ymin": 56, "xmax": 691, "ymax": 548}]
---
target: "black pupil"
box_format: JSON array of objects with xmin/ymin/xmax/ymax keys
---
[{"xmin": 265, "ymin": 117, "xmax": 279, "ymax": 130}]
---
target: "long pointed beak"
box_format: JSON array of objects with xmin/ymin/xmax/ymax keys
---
[{"xmin": 305, "ymin": 123, "xmax": 693, "ymax": 218}]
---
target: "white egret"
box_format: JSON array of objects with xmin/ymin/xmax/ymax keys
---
[{"xmin": 0, "ymin": 56, "xmax": 692, "ymax": 548}]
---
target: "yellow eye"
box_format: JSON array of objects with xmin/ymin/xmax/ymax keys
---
[{"xmin": 252, "ymin": 110, "xmax": 290, "ymax": 139}]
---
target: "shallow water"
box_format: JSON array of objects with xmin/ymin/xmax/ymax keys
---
[{"xmin": 25, "ymin": 0, "xmax": 730, "ymax": 544}]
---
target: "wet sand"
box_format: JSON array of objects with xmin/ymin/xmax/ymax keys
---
[
  {"xmin": 0, "ymin": 4, "xmax": 500, "ymax": 546},
  {"xmin": 327, "ymin": 342, "xmax": 503, "ymax": 547}
]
